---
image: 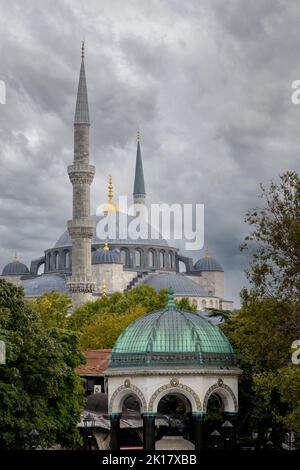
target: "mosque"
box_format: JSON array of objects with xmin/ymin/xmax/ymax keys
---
[
  {"xmin": 0, "ymin": 44, "xmax": 234, "ymax": 313},
  {"xmin": 0, "ymin": 45, "xmax": 240, "ymax": 450}
]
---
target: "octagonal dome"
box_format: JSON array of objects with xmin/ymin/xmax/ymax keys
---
[{"xmin": 109, "ymin": 291, "xmax": 235, "ymax": 369}]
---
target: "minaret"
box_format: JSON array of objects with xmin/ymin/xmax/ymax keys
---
[
  {"xmin": 67, "ymin": 42, "xmax": 96, "ymax": 309},
  {"xmin": 133, "ymin": 128, "xmax": 146, "ymax": 210}
]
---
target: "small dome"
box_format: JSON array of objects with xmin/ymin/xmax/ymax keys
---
[
  {"xmin": 194, "ymin": 256, "xmax": 223, "ymax": 272},
  {"xmin": 109, "ymin": 291, "xmax": 235, "ymax": 369},
  {"xmin": 92, "ymin": 246, "xmax": 121, "ymax": 265},
  {"xmin": 2, "ymin": 259, "xmax": 29, "ymax": 276}
]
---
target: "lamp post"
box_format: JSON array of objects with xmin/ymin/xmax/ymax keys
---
[
  {"xmin": 29, "ymin": 429, "xmax": 40, "ymax": 450},
  {"xmin": 83, "ymin": 413, "xmax": 95, "ymax": 450},
  {"xmin": 221, "ymin": 420, "xmax": 234, "ymax": 451},
  {"xmin": 210, "ymin": 430, "xmax": 221, "ymax": 450}
]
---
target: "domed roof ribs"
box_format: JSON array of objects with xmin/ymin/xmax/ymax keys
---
[
  {"xmin": 74, "ymin": 41, "xmax": 90, "ymax": 125},
  {"xmin": 133, "ymin": 128, "xmax": 146, "ymax": 204}
]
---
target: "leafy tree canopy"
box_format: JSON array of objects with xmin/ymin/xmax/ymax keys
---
[{"xmin": 0, "ymin": 280, "xmax": 84, "ymax": 450}]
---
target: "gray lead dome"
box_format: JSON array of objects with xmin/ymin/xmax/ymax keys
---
[
  {"xmin": 2, "ymin": 260, "xmax": 29, "ymax": 276},
  {"xmin": 194, "ymin": 257, "xmax": 223, "ymax": 272}
]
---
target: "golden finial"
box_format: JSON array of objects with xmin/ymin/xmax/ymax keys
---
[
  {"xmin": 204, "ymin": 247, "xmax": 209, "ymax": 258},
  {"xmin": 103, "ymin": 243, "xmax": 109, "ymax": 251},
  {"xmin": 81, "ymin": 41, "xmax": 85, "ymax": 60},
  {"xmin": 101, "ymin": 277, "xmax": 107, "ymax": 297},
  {"xmin": 102, "ymin": 175, "xmax": 119, "ymax": 213},
  {"xmin": 108, "ymin": 175, "xmax": 113, "ymax": 203},
  {"xmin": 13, "ymin": 253, "xmax": 18, "ymax": 262},
  {"xmin": 137, "ymin": 127, "xmax": 141, "ymax": 143}
]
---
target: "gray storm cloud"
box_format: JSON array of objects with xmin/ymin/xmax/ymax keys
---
[{"xmin": 0, "ymin": 0, "xmax": 299, "ymax": 305}]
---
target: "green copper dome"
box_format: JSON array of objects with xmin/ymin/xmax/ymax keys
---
[{"xmin": 109, "ymin": 292, "xmax": 236, "ymax": 369}]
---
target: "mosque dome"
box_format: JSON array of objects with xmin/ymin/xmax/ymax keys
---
[
  {"xmin": 2, "ymin": 258, "xmax": 29, "ymax": 276},
  {"xmin": 22, "ymin": 274, "xmax": 68, "ymax": 297},
  {"xmin": 92, "ymin": 245, "xmax": 121, "ymax": 264},
  {"xmin": 194, "ymin": 252, "xmax": 223, "ymax": 272},
  {"xmin": 108, "ymin": 291, "xmax": 235, "ymax": 369},
  {"xmin": 144, "ymin": 273, "xmax": 208, "ymax": 297},
  {"xmin": 54, "ymin": 213, "xmax": 170, "ymax": 249}
]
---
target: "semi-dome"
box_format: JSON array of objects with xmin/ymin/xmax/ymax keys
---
[
  {"xmin": 194, "ymin": 256, "xmax": 223, "ymax": 272},
  {"xmin": 23, "ymin": 274, "xmax": 68, "ymax": 297},
  {"xmin": 92, "ymin": 245, "xmax": 121, "ymax": 265},
  {"xmin": 109, "ymin": 291, "xmax": 235, "ymax": 369},
  {"xmin": 54, "ymin": 214, "xmax": 170, "ymax": 248},
  {"xmin": 2, "ymin": 259, "xmax": 29, "ymax": 276},
  {"xmin": 144, "ymin": 273, "xmax": 208, "ymax": 297}
]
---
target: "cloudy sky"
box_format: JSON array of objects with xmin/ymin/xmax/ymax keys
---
[{"xmin": 0, "ymin": 0, "xmax": 299, "ymax": 305}]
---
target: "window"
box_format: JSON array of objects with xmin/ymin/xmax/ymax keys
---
[
  {"xmin": 160, "ymin": 251, "xmax": 165, "ymax": 268},
  {"xmin": 64, "ymin": 251, "xmax": 70, "ymax": 269},
  {"xmin": 209, "ymin": 299, "xmax": 213, "ymax": 308},
  {"xmin": 55, "ymin": 252, "xmax": 59, "ymax": 270},
  {"xmin": 202, "ymin": 299, "xmax": 206, "ymax": 309},
  {"xmin": 135, "ymin": 249, "xmax": 141, "ymax": 267},
  {"xmin": 169, "ymin": 252, "xmax": 173, "ymax": 268},
  {"xmin": 120, "ymin": 248, "xmax": 129, "ymax": 267},
  {"xmin": 148, "ymin": 250, "xmax": 154, "ymax": 267}
]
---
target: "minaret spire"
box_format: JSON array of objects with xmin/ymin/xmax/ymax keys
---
[
  {"xmin": 133, "ymin": 128, "xmax": 146, "ymax": 207},
  {"xmin": 74, "ymin": 41, "xmax": 90, "ymax": 125}
]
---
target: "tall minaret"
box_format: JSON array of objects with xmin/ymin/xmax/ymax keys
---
[
  {"xmin": 67, "ymin": 43, "xmax": 96, "ymax": 309},
  {"xmin": 133, "ymin": 128, "xmax": 146, "ymax": 210}
]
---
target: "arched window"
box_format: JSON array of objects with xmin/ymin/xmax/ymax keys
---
[
  {"xmin": 169, "ymin": 252, "xmax": 173, "ymax": 269},
  {"xmin": 148, "ymin": 250, "xmax": 154, "ymax": 267},
  {"xmin": 64, "ymin": 251, "xmax": 70, "ymax": 269},
  {"xmin": 160, "ymin": 251, "xmax": 165, "ymax": 268},
  {"xmin": 192, "ymin": 299, "xmax": 197, "ymax": 307},
  {"xmin": 47, "ymin": 253, "xmax": 51, "ymax": 271},
  {"xmin": 120, "ymin": 248, "xmax": 129, "ymax": 267},
  {"xmin": 135, "ymin": 249, "xmax": 141, "ymax": 267},
  {"xmin": 55, "ymin": 252, "xmax": 59, "ymax": 270},
  {"xmin": 209, "ymin": 299, "xmax": 213, "ymax": 308},
  {"xmin": 202, "ymin": 299, "xmax": 206, "ymax": 309}
]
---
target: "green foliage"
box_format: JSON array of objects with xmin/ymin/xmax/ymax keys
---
[
  {"xmin": 69, "ymin": 285, "xmax": 196, "ymax": 334},
  {"xmin": 229, "ymin": 172, "xmax": 300, "ymax": 444},
  {"xmin": 28, "ymin": 291, "xmax": 72, "ymax": 329},
  {"xmin": 80, "ymin": 305, "xmax": 147, "ymax": 350},
  {"xmin": 241, "ymin": 171, "xmax": 300, "ymax": 300},
  {"xmin": 0, "ymin": 280, "xmax": 84, "ymax": 449}
]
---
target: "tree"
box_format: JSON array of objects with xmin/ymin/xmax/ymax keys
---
[
  {"xmin": 241, "ymin": 171, "xmax": 300, "ymax": 300},
  {"xmin": 69, "ymin": 285, "xmax": 196, "ymax": 333},
  {"xmin": 28, "ymin": 291, "xmax": 72, "ymax": 329},
  {"xmin": 80, "ymin": 305, "xmax": 146, "ymax": 350},
  {"xmin": 222, "ymin": 172, "xmax": 300, "ymax": 446},
  {"xmin": 0, "ymin": 280, "xmax": 84, "ymax": 449}
]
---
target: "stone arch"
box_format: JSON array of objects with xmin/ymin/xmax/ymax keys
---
[
  {"xmin": 148, "ymin": 381, "xmax": 202, "ymax": 413},
  {"xmin": 108, "ymin": 383, "xmax": 147, "ymax": 414},
  {"xmin": 203, "ymin": 382, "xmax": 238, "ymax": 413}
]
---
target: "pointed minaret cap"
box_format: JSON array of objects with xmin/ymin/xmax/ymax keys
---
[
  {"xmin": 74, "ymin": 41, "xmax": 90, "ymax": 125},
  {"xmin": 133, "ymin": 128, "xmax": 146, "ymax": 202}
]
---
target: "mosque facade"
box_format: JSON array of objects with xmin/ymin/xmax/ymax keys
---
[{"xmin": 0, "ymin": 45, "xmax": 234, "ymax": 313}]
